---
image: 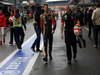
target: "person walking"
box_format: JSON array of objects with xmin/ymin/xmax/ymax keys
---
[
  {"xmin": 9, "ymin": 10, "xmax": 14, "ymax": 46},
  {"xmin": 0, "ymin": 8, "xmax": 6, "ymax": 45},
  {"xmin": 40, "ymin": 4, "xmax": 56, "ymax": 62},
  {"xmin": 87, "ymin": 7, "xmax": 93, "ymax": 39},
  {"xmin": 92, "ymin": 3, "xmax": 100, "ymax": 48},
  {"xmin": 31, "ymin": 4, "xmax": 42, "ymax": 52},
  {"xmin": 61, "ymin": 5, "xmax": 77, "ymax": 64},
  {"xmin": 13, "ymin": 9, "xmax": 25, "ymax": 49},
  {"xmin": 73, "ymin": 8, "xmax": 86, "ymax": 48}
]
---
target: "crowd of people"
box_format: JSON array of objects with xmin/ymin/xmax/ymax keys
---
[{"xmin": 0, "ymin": 2, "xmax": 100, "ymax": 64}]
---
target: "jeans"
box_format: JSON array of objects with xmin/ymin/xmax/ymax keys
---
[
  {"xmin": 31, "ymin": 23, "xmax": 41, "ymax": 50},
  {"xmin": 93, "ymin": 25, "xmax": 100, "ymax": 46}
]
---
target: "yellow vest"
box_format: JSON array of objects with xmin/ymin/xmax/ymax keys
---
[{"xmin": 13, "ymin": 16, "xmax": 22, "ymax": 27}]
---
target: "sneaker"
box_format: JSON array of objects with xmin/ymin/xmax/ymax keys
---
[
  {"xmin": 31, "ymin": 47, "xmax": 35, "ymax": 52},
  {"xmin": 49, "ymin": 56, "xmax": 53, "ymax": 60},
  {"xmin": 43, "ymin": 57, "xmax": 48, "ymax": 62},
  {"xmin": 68, "ymin": 60, "xmax": 71, "ymax": 65},
  {"xmin": 36, "ymin": 49, "xmax": 42, "ymax": 52},
  {"xmin": 9, "ymin": 43, "xmax": 13, "ymax": 46},
  {"xmin": 18, "ymin": 46, "xmax": 22, "ymax": 49}
]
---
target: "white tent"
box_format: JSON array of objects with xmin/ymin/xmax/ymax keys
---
[
  {"xmin": 0, "ymin": 1, "xmax": 14, "ymax": 5},
  {"xmin": 46, "ymin": 0, "xmax": 68, "ymax": 2}
]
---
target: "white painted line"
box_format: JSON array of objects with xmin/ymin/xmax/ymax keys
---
[
  {"xmin": 22, "ymin": 34, "xmax": 44, "ymax": 75},
  {"xmin": 22, "ymin": 53, "xmax": 39, "ymax": 75},
  {"xmin": 22, "ymin": 34, "xmax": 36, "ymax": 47},
  {"xmin": 0, "ymin": 50, "xmax": 18, "ymax": 68}
]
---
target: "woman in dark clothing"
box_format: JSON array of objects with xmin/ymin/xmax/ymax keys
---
[{"xmin": 31, "ymin": 4, "xmax": 43, "ymax": 52}]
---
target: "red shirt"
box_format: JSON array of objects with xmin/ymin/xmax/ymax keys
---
[{"xmin": 0, "ymin": 13, "xmax": 6, "ymax": 27}]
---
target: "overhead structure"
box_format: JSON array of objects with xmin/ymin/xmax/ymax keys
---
[
  {"xmin": 46, "ymin": 0, "xmax": 68, "ymax": 2},
  {"xmin": 46, "ymin": 0, "xmax": 69, "ymax": 8},
  {"xmin": 0, "ymin": 1, "xmax": 14, "ymax": 6}
]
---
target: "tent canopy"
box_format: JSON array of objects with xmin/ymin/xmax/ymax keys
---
[{"xmin": 0, "ymin": 1, "xmax": 14, "ymax": 6}]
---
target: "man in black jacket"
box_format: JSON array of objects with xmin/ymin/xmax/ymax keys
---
[{"xmin": 61, "ymin": 5, "xmax": 77, "ymax": 64}]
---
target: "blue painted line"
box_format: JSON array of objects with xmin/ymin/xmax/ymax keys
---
[
  {"xmin": 0, "ymin": 50, "xmax": 33, "ymax": 75},
  {"xmin": 0, "ymin": 34, "xmax": 43, "ymax": 75}
]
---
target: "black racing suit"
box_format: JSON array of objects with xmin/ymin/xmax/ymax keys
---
[{"xmin": 62, "ymin": 13, "xmax": 77, "ymax": 61}]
